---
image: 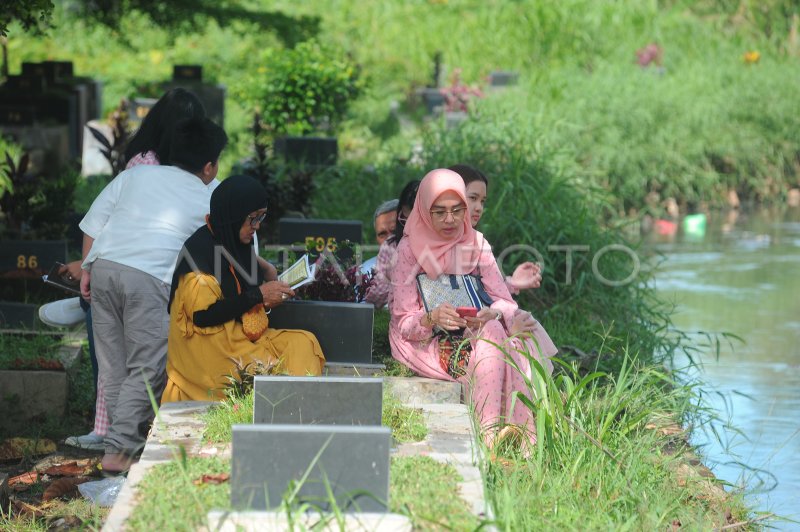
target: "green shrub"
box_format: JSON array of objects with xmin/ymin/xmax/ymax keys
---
[{"xmin": 246, "ymin": 40, "xmax": 365, "ymax": 137}]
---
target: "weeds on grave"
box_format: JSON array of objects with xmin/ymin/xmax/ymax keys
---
[{"xmin": 223, "ymin": 357, "xmax": 284, "ymax": 399}]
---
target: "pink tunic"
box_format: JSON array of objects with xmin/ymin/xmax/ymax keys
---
[
  {"xmin": 389, "ymin": 238, "xmax": 557, "ymax": 441},
  {"xmin": 364, "ymin": 238, "xmax": 398, "ymax": 309},
  {"xmin": 125, "ymin": 150, "xmax": 160, "ymax": 169}
]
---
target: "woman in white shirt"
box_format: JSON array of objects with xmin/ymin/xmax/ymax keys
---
[{"xmin": 80, "ymin": 116, "xmax": 227, "ymax": 473}]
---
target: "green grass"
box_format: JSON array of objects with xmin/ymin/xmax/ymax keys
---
[
  {"xmin": 127, "ymin": 456, "xmax": 230, "ymax": 532},
  {"xmin": 127, "ymin": 453, "xmax": 476, "ymax": 530},
  {"xmin": 480, "ymin": 345, "xmax": 752, "ymax": 529},
  {"xmin": 390, "ymin": 456, "xmax": 478, "ymax": 530},
  {"xmin": 8, "ymin": 0, "xmax": 799, "ymax": 209},
  {"xmin": 0, "ymin": 499, "xmax": 107, "ymax": 532},
  {"xmin": 201, "ymin": 391, "xmax": 254, "ymax": 444},
  {"xmin": 0, "ymin": 333, "xmax": 63, "ymax": 370},
  {"xmin": 381, "ymin": 391, "xmax": 427, "ymax": 444}
]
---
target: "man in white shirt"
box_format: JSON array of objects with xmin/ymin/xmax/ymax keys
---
[{"xmin": 79, "ymin": 117, "xmax": 227, "ymax": 472}]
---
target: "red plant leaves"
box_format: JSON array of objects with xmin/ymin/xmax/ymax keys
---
[
  {"xmin": 193, "ymin": 473, "xmax": 230, "ymax": 485},
  {"xmin": 43, "ymin": 461, "xmax": 91, "ymax": 477},
  {"xmin": 42, "ymin": 477, "xmax": 91, "ymax": 501},
  {"xmin": 8, "ymin": 471, "xmax": 39, "ymax": 490}
]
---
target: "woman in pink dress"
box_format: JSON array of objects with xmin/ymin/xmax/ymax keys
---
[{"xmin": 388, "ymin": 169, "xmax": 558, "ymax": 448}]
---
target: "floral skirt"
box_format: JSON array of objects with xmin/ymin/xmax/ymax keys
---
[{"xmin": 437, "ymin": 331, "xmax": 473, "ymax": 379}]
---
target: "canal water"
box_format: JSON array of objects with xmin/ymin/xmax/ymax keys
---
[{"xmin": 650, "ymin": 207, "xmax": 800, "ymax": 529}]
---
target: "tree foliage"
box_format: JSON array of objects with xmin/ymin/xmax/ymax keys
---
[
  {"xmin": 0, "ymin": 0, "xmax": 55, "ymax": 36},
  {"xmin": 66, "ymin": 0, "xmax": 319, "ymax": 47}
]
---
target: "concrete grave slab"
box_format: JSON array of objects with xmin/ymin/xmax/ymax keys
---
[
  {"xmin": 231, "ymin": 424, "xmax": 391, "ymax": 513},
  {"xmin": 0, "ymin": 370, "xmax": 67, "ymax": 418},
  {"xmin": 253, "ymin": 376, "xmax": 383, "ymax": 426}
]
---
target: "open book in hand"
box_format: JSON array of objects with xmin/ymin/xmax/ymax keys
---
[
  {"xmin": 278, "ymin": 254, "xmax": 316, "ymax": 290},
  {"xmin": 42, "ymin": 262, "xmax": 81, "ymax": 296}
]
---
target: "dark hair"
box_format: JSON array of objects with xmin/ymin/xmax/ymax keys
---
[
  {"xmin": 448, "ymin": 163, "xmax": 489, "ymax": 188},
  {"xmin": 169, "ymin": 117, "xmax": 228, "ymax": 174},
  {"xmin": 392, "ymin": 179, "xmax": 420, "ymax": 243},
  {"xmin": 124, "ymin": 88, "xmax": 206, "ymax": 165}
]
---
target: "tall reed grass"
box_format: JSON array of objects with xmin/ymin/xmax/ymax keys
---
[{"xmin": 481, "ymin": 339, "xmax": 752, "ymax": 529}]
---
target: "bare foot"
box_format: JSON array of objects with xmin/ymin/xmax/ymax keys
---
[{"xmin": 101, "ymin": 452, "xmax": 138, "ymax": 473}]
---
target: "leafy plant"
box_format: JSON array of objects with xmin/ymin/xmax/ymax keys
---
[
  {"xmin": 439, "ymin": 68, "xmax": 484, "ymax": 113},
  {"xmin": 1, "ymin": 137, "xmax": 79, "ymax": 239},
  {"xmin": 0, "ymin": 333, "xmax": 63, "ymax": 371},
  {"xmin": 87, "ymin": 99, "xmax": 130, "ymax": 177},
  {"xmin": 222, "ymin": 357, "xmax": 283, "ymax": 399},
  {"xmin": 250, "ymin": 41, "xmax": 365, "ymax": 137},
  {"xmin": 294, "ymin": 240, "xmax": 373, "ymax": 303},
  {"xmin": 0, "ymin": 149, "xmax": 31, "ymax": 234},
  {"xmin": 0, "ymin": 0, "xmax": 54, "ymax": 36}
]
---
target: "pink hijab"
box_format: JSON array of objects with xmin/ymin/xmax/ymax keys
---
[{"xmin": 404, "ymin": 168, "xmax": 485, "ymax": 278}]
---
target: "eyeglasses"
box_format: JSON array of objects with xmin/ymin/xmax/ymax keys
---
[
  {"xmin": 429, "ymin": 206, "xmax": 467, "ymax": 222},
  {"xmin": 397, "ymin": 212, "xmax": 408, "ymax": 225},
  {"xmin": 247, "ymin": 212, "xmax": 267, "ymax": 227}
]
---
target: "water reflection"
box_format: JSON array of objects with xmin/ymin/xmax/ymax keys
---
[{"xmin": 651, "ymin": 207, "xmax": 800, "ymax": 530}]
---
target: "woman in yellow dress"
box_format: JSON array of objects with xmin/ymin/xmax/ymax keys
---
[{"xmin": 162, "ymin": 175, "xmax": 325, "ymax": 402}]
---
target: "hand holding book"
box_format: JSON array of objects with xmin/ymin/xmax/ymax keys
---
[
  {"xmin": 277, "ymin": 254, "xmax": 316, "ymax": 290},
  {"xmin": 42, "ymin": 262, "xmax": 81, "ymax": 296}
]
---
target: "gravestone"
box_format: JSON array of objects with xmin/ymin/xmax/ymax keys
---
[
  {"xmin": 278, "ymin": 218, "xmax": 362, "ymax": 249},
  {"xmin": 2, "ymin": 63, "xmax": 102, "ymax": 167},
  {"xmin": 0, "ymin": 102, "xmax": 52, "ymax": 177},
  {"xmin": 0, "ymin": 124, "xmax": 70, "ymax": 178},
  {"xmin": 231, "ymin": 424, "xmax": 391, "ymax": 512},
  {"xmin": 0, "ymin": 105, "xmax": 36, "ymax": 126},
  {"xmin": 268, "ymin": 300, "xmax": 374, "ymax": 364},
  {"xmin": 488, "ymin": 70, "xmax": 519, "ymax": 87},
  {"xmin": 415, "ymin": 88, "xmax": 445, "ymax": 114},
  {"xmin": 253, "ymin": 376, "xmax": 383, "ymax": 426},
  {"xmin": 276, "ymin": 217, "xmax": 362, "ymax": 266},
  {"xmin": 126, "ymin": 97, "xmax": 158, "ymax": 131},
  {"xmin": 273, "ymin": 136, "xmax": 338, "ymax": 166},
  {"xmin": 21, "ymin": 63, "xmax": 92, "ymax": 155},
  {"xmin": 162, "ymin": 64, "xmax": 226, "ymax": 126},
  {"xmin": 0, "ymin": 370, "xmax": 67, "ymax": 416},
  {"xmin": 0, "ymin": 240, "xmax": 67, "ymax": 279},
  {"xmin": 0, "ymin": 302, "xmax": 38, "ymax": 329}
]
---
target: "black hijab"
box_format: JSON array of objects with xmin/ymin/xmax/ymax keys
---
[{"xmin": 169, "ymin": 175, "xmax": 268, "ymax": 310}]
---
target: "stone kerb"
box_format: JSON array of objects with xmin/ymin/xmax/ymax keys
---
[
  {"xmin": 102, "ymin": 401, "xmax": 215, "ymax": 531},
  {"xmin": 384, "ymin": 375, "xmax": 462, "ymax": 405}
]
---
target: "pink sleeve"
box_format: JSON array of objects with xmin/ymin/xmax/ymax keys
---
[
  {"xmin": 364, "ymin": 241, "xmax": 396, "ymax": 308},
  {"xmin": 475, "ymin": 249, "xmax": 519, "ymax": 325},
  {"xmin": 390, "ymin": 241, "xmax": 434, "ymax": 341},
  {"xmin": 505, "ymin": 276, "xmax": 520, "ymax": 295},
  {"xmin": 125, "ymin": 150, "xmax": 160, "ymax": 170}
]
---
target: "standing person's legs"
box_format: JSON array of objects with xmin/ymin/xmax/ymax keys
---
[
  {"xmin": 90, "ymin": 260, "xmax": 128, "ymax": 439},
  {"xmin": 65, "ymin": 301, "xmax": 107, "ymax": 450},
  {"xmin": 102, "ymin": 263, "xmax": 170, "ymax": 465}
]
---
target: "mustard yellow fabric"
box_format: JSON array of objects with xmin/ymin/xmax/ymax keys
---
[{"xmin": 162, "ymin": 272, "xmax": 325, "ymax": 402}]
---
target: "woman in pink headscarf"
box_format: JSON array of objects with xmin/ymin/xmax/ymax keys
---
[{"xmin": 389, "ymin": 169, "xmax": 557, "ymax": 448}]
